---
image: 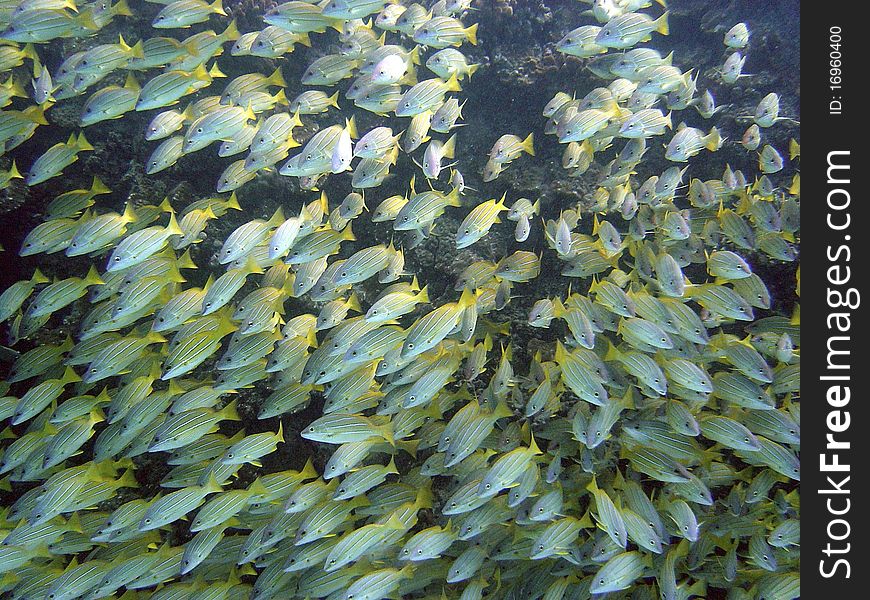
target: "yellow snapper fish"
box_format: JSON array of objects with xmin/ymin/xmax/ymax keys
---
[
  {"xmin": 426, "ymin": 48, "xmax": 479, "ymax": 80},
  {"xmin": 594, "ymin": 10, "xmax": 669, "ymax": 49},
  {"xmin": 488, "ymin": 132, "xmax": 534, "ymax": 164},
  {"xmin": 455, "ymin": 193, "xmax": 508, "ymax": 249},
  {"xmin": 420, "ymin": 134, "xmax": 456, "ymax": 179},
  {"xmin": 152, "ymin": 0, "xmax": 227, "ymax": 29},
  {"xmin": 724, "ymin": 22, "xmax": 750, "ymax": 48},
  {"xmin": 136, "ymin": 62, "xmax": 224, "ymax": 111},
  {"xmin": 290, "ymin": 89, "xmax": 341, "ymax": 114},
  {"xmin": 0, "ymin": 7, "xmax": 99, "ymax": 42},
  {"xmin": 25, "ymin": 132, "xmax": 94, "ymax": 186},
  {"xmin": 665, "ymin": 126, "xmax": 723, "ymax": 162},
  {"xmin": 413, "ymin": 15, "xmax": 478, "ymax": 48},
  {"xmin": 395, "ymin": 74, "xmax": 462, "ymax": 117},
  {"xmin": 183, "ymin": 104, "xmax": 256, "ymax": 153},
  {"xmin": 80, "ymin": 73, "xmax": 140, "ymax": 127}
]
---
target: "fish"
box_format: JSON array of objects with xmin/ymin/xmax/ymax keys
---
[
  {"xmin": 0, "ymin": 0, "xmax": 801, "ymax": 595},
  {"xmin": 595, "ymin": 11, "xmax": 669, "ymax": 49},
  {"xmin": 395, "ymin": 74, "xmax": 462, "ymax": 117},
  {"xmin": 136, "ymin": 63, "xmax": 223, "ymax": 111},
  {"xmin": 1, "ymin": 7, "xmax": 99, "ymax": 42},
  {"xmin": 290, "ymin": 90, "xmax": 340, "ymax": 114},
  {"xmin": 721, "ymin": 51, "xmax": 750, "ymax": 83},
  {"xmin": 665, "ymin": 126, "xmax": 723, "ymax": 162},
  {"xmin": 725, "ymin": 22, "xmax": 750, "ymax": 48},
  {"xmin": 153, "ymin": 0, "xmax": 227, "ymax": 29},
  {"xmin": 26, "ymin": 132, "xmax": 94, "ymax": 186},
  {"xmin": 413, "ymin": 15, "xmax": 478, "ymax": 48},
  {"xmin": 489, "ymin": 132, "xmax": 534, "ymax": 163},
  {"xmin": 426, "ymin": 48, "xmax": 479, "ymax": 80},
  {"xmin": 758, "ymin": 144, "xmax": 784, "ymax": 173},
  {"xmin": 557, "ymin": 25, "xmax": 607, "ymax": 57}
]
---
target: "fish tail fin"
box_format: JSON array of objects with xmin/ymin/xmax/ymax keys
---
[
  {"xmin": 242, "ymin": 255, "xmax": 263, "ymax": 274},
  {"xmin": 22, "ymin": 43, "xmax": 39, "ymax": 66},
  {"xmin": 76, "ymin": 9, "xmax": 99, "ymax": 31},
  {"xmin": 528, "ymin": 430, "xmax": 542, "ymax": 454},
  {"xmin": 75, "ymin": 132, "xmax": 94, "ymax": 152},
  {"xmin": 122, "ymin": 201, "xmax": 137, "ymax": 224},
  {"xmin": 445, "ymin": 73, "xmax": 462, "ymax": 93},
  {"xmin": 409, "ymin": 45, "xmax": 421, "ymax": 65},
  {"xmin": 458, "ymin": 287, "xmax": 477, "ymax": 310},
  {"xmin": 9, "ymin": 77, "xmax": 27, "ymax": 100},
  {"xmin": 465, "ymin": 22, "xmax": 479, "ymax": 45},
  {"xmin": 705, "ymin": 126, "xmax": 723, "ymax": 151},
  {"xmin": 273, "ymin": 88, "xmax": 288, "ymax": 106},
  {"xmin": 521, "ymin": 132, "xmax": 535, "ymax": 156},
  {"xmin": 220, "ymin": 399, "xmax": 240, "ymax": 422},
  {"xmin": 176, "ymin": 248, "xmax": 197, "ymax": 270},
  {"xmin": 267, "ymin": 205, "xmax": 286, "ymax": 228},
  {"xmin": 347, "ymin": 291, "xmax": 362, "ymax": 314},
  {"xmin": 202, "ymin": 474, "xmax": 223, "ymax": 495},
  {"xmin": 165, "ymin": 211, "xmax": 183, "ymax": 237},
  {"xmin": 416, "ymin": 285, "xmax": 429, "ymax": 304},
  {"xmin": 116, "ymin": 468, "xmax": 138, "ymax": 489},
  {"xmin": 342, "ymin": 222, "xmax": 356, "ymax": 242},
  {"xmin": 31, "ymin": 268, "xmax": 49, "ymax": 285},
  {"xmin": 299, "ymin": 457, "xmax": 317, "ymax": 480},
  {"xmin": 317, "ymin": 190, "xmax": 329, "ymax": 215},
  {"xmin": 493, "ymin": 399, "xmax": 513, "ymax": 420},
  {"xmin": 91, "ymin": 176, "xmax": 110, "ymax": 195},
  {"xmin": 483, "ymin": 332, "xmax": 494, "ymax": 352},
  {"xmin": 243, "ymin": 102, "xmax": 256, "ymax": 122},
  {"xmin": 402, "ymin": 65, "xmax": 418, "ymax": 86},
  {"xmin": 208, "ymin": 62, "xmax": 226, "ymax": 78},
  {"xmin": 380, "ymin": 422, "xmax": 395, "ymax": 446},
  {"xmin": 30, "ymin": 48, "xmax": 43, "ymax": 78},
  {"xmin": 445, "ymin": 185, "xmax": 462, "ymax": 207},
  {"xmin": 267, "ymin": 66, "xmax": 286, "ymax": 88},
  {"xmin": 158, "ymin": 197, "xmax": 174, "ymax": 214},
  {"xmin": 665, "ymin": 111, "xmax": 673, "ymax": 129},
  {"xmin": 61, "ymin": 365, "xmax": 82, "ymax": 385},
  {"xmin": 222, "ymin": 19, "xmax": 240, "ymax": 41},
  {"xmin": 210, "ymin": 0, "xmax": 226, "ymax": 16},
  {"xmin": 7, "ymin": 160, "xmax": 22, "ymax": 180},
  {"xmin": 345, "ymin": 114, "xmax": 358, "ymax": 139},
  {"xmin": 442, "ymin": 134, "xmax": 456, "ymax": 159},
  {"xmin": 24, "ymin": 104, "xmax": 48, "ymax": 125},
  {"xmin": 467, "ymin": 63, "xmax": 480, "ymax": 79},
  {"xmin": 603, "ymin": 340, "xmax": 622, "ymax": 362},
  {"xmin": 386, "ymin": 455, "xmax": 398, "ymax": 474},
  {"xmin": 124, "ymin": 72, "xmax": 140, "ymax": 91},
  {"xmin": 129, "ymin": 39, "xmax": 145, "ymax": 60},
  {"xmin": 328, "ymin": 91, "xmax": 340, "ymax": 108},
  {"xmin": 656, "ymin": 11, "xmax": 670, "ymax": 35},
  {"xmin": 298, "ymin": 32, "xmax": 312, "ymax": 48},
  {"xmin": 113, "ymin": 0, "xmax": 133, "ymax": 17},
  {"xmin": 226, "ymin": 191, "xmax": 242, "ymax": 211},
  {"xmin": 306, "ymin": 326, "xmax": 318, "ymax": 348},
  {"xmin": 144, "ymin": 330, "xmax": 167, "ymax": 345}
]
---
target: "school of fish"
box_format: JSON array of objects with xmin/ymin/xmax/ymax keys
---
[{"xmin": 0, "ymin": 0, "xmax": 800, "ymax": 599}]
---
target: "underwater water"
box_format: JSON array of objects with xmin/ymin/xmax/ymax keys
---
[{"xmin": 0, "ymin": 0, "xmax": 800, "ymax": 598}]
